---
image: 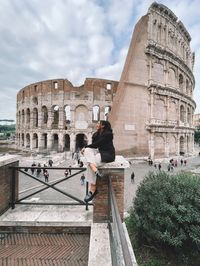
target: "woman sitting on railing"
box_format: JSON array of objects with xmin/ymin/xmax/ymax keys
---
[{"xmin": 81, "ymin": 120, "xmax": 115, "ymax": 202}]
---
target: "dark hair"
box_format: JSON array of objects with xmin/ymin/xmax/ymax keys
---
[{"xmin": 100, "ymin": 120, "xmax": 112, "ymax": 132}]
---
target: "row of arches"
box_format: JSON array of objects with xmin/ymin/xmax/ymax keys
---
[
  {"xmin": 153, "ymin": 134, "xmax": 193, "ymax": 158},
  {"xmin": 17, "ymin": 104, "xmax": 111, "ymax": 129},
  {"xmin": 151, "ymin": 61, "xmax": 193, "ymax": 96},
  {"xmin": 17, "ymin": 132, "xmax": 89, "ymax": 152}
]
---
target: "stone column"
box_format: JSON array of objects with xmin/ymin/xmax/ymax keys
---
[
  {"xmin": 70, "ymin": 133, "xmax": 75, "ymax": 152},
  {"xmin": 59, "ymin": 133, "xmax": 64, "ymax": 152},
  {"xmin": 59, "ymin": 107, "xmax": 64, "ymax": 129},
  {"xmin": 47, "ymin": 133, "xmax": 53, "ymax": 151}
]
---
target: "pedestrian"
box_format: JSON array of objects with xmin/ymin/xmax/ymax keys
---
[
  {"xmin": 81, "ymin": 120, "xmax": 115, "ymax": 202},
  {"xmin": 174, "ymin": 160, "xmax": 178, "ymax": 167},
  {"xmin": 64, "ymin": 169, "xmax": 69, "ymax": 177},
  {"xmin": 167, "ymin": 164, "xmax": 171, "ymax": 172},
  {"xmin": 180, "ymin": 159, "xmax": 183, "ymax": 166},
  {"xmin": 36, "ymin": 163, "xmax": 41, "ymax": 177},
  {"xmin": 48, "ymin": 159, "xmax": 53, "ymax": 167},
  {"xmin": 44, "ymin": 170, "xmax": 49, "ymax": 182},
  {"xmin": 68, "ymin": 165, "xmax": 72, "ymax": 175},
  {"xmin": 184, "ymin": 159, "xmax": 187, "ymax": 166},
  {"xmin": 43, "ymin": 164, "xmax": 47, "ymax": 174},
  {"xmin": 158, "ymin": 163, "xmax": 161, "ymax": 171},
  {"xmin": 79, "ymin": 161, "xmax": 84, "ymax": 167},
  {"xmin": 154, "ymin": 163, "xmax": 157, "ymax": 169},
  {"xmin": 131, "ymin": 171, "xmax": 135, "ymax": 183},
  {"xmin": 80, "ymin": 174, "xmax": 85, "ymax": 185},
  {"xmin": 31, "ymin": 162, "xmax": 36, "ymax": 175}
]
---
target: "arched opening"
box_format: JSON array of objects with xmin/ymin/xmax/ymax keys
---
[
  {"xmin": 22, "ymin": 133, "xmax": 24, "ymax": 147},
  {"xmin": 52, "ymin": 105, "xmax": 59, "ymax": 129},
  {"xmin": 18, "ymin": 111, "xmax": 21, "ymax": 126},
  {"xmin": 92, "ymin": 105, "xmax": 100, "ymax": 121},
  {"xmin": 22, "ymin": 110, "xmax": 25, "ymax": 124},
  {"xmin": 75, "ymin": 134, "xmax": 88, "ymax": 151},
  {"xmin": 42, "ymin": 106, "xmax": 48, "ymax": 125},
  {"xmin": 75, "ymin": 105, "xmax": 88, "ymax": 129},
  {"xmin": 179, "ymin": 136, "xmax": 184, "ymax": 155},
  {"xmin": 26, "ymin": 108, "xmax": 30, "ymax": 124},
  {"xmin": 53, "ymin": 134, "xmax": 59, "ymax": 151},
  {"xmin": 41, "ymin": 133, "xmax": 48, "ymax": 149},
  {"xmin": 180, "ymin": 105, "xmax": 185, "ymax": 123},
  {"xmin": 33, "ymin": 108, "xmax": 38, "ymax": 128},
  {"xmin": 104, "ymin": 106, "xmax": 111, "ymax": 120},
  {"xmin": 33, "ymin": 133, "xmax": 38, "ymax": 149},
  {"xmin": 179, "ymin": 74, "xmax": 184, "ymax": 91},
  {"xmin": 26, "ymin": 133, "xmax": 30, "ymax": 148},
  {"xmin": 64, "ymin": 134, "xmax": 70, "ymax": 151},
  {"xmin": 64, "ymin": 105, "xmax": 71, "ymax": 129}
]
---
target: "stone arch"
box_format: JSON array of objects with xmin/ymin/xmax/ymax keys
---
[
  {"xmin": 179, "ymin": 73, "xmax": 184, "ymax": 92},
  {"xmin": 18, "ymin": 111, "xmax": 21, "ymax": 126},
  {"xmin": 155, "ymin": 98, "xmax": 166, "ymax": 120},
  {"xmin": 168, "ymin": 68, "xmax": 176, "ymax": 87},
  {"xmin": 92, "ymin": 105, "xmax": 100, "ymax": 121},
  {"xmin": 26, "ymin": 108, "xmax": 30, "ymax": 124},
  {"xmin": 168, "ymin": 100, "xmax": 177, "ymax": 121},
  {"xmin": 64, "ymin": 105, "xmax": 71, "ymax": 127},
  {"xmin": 180, "ymin": 105, "xmax": 185, "ymax": 123},
  {"xmin": 154, "ymin": 135, "xmax": 165, "ymax": 157},
  {"xmin": 64, "ymin": 134, "xmax": 70, "ymax": 151},
  {"xmin": 32, "ymin": 133, "xmax": 38, "ymax": 149},
  {"xmin": 42, "ymin": 106, "xmax": 48, "ymax": 125},
  {"xmin": 22, "ymin": 109, "xmax": 25, "ymax": 125},
  {"xmin": 75, "ymin": 133, "xmax": 88, "ymax": 151},
  {"xmin": 104, "ymin": 106, "xmax": 111, "ymax": 120},
  {"xmin": 51, "ymin": 105, "xmax": 59, "ymax": 129},
  {"xmin": 169, "ymin": 135, "xmax": 176, "ymax": 156},
  {"xmin": 22, "ymin": 133, "xmax": 25, "ymax": 147},
  {"xmin": 75, "ymin": 105, "xmax": 88, "ymax": 129},
  {"xmin": 52, "ymin": 133, "xmax": 59, "ymax": 151},
  {"xmin": 179, "ymin": 136, "xmax": 185, "ymax": 155},
  {"xmin": 26, "ymin": 133, "xmax": 30, "ymax": 148},
  {"xmin": 152, "ymin": 61, "xmax": 164, "ymax": 84},
  {"xmin": 33, "ymin": 108, "xmax": 38, "ymax": 128},
  {"xmin": 41, "ymin": 133, "xmax": 47, "ymax": 149}
]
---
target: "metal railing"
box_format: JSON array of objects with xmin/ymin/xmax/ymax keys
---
[
  {"xmin": 108, "ymin": 177, "xmax": 133, "ymax": 266},
  {"xmin": 10, "ymin": 166, "xmax": 92, "ymax": 210}
]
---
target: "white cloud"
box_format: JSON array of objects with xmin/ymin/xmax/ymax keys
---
[{"xmin": 0, "ymin": 0, "xmax": 200, "ymax": 120}]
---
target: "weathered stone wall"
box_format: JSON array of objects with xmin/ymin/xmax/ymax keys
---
[
  {"xmin": 16, "ymin": 78, "xmax": 118, "ymax": 153},
  {"xmin": 0, "ymin": 156, "xmax": 19, "ymax": 215},
  {"xmin": 109, "ymin": 2, "xmax": 195, "ymax": 158}
]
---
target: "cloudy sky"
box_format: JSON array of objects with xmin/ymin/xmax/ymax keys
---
[{"xmin": 1, "ymin": 0, "xmax": 200, "ymax": 121}]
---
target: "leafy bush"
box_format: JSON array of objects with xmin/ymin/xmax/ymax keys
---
[{"xmin": 129, "ymin": 171, "xmax": 200, "ymax": 254}]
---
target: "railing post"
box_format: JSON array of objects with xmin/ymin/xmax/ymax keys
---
[
  {"xmin": 85, "ymin": 181, "xmax": 89, "ymax": 210},
  {"xmin": 11, "ymin": 167, "xmax": 16, "ymax": 209}
]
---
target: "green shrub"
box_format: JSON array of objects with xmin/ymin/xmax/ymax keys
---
[{"xmin": 129, "ymin": 171, "xmax": 200, "ymax": 253}]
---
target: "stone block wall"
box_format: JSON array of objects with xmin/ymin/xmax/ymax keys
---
[{"xmin": 0, "ymin": 156, "xmax": 19, "ymax": 215}]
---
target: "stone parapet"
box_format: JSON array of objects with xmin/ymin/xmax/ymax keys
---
[{"xmin": 0, "ymin": 155, "xmax": 19, "ymax": 215}]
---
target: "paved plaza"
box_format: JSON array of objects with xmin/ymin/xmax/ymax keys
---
[{"xmin": 16, "ymin": 147, "xmax": 200, "ymax": 213}]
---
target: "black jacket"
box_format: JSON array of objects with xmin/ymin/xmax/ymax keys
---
[{"xmin": 86, "ymin": 130, "xmax": 115, "ymax": 163}]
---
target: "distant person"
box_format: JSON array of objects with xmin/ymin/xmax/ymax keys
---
[
  {"xmin": 80, "ymin": 174, "xmax": 85, "ymax": 185},
  {"xmin": 64, "ymin": 169, "xmax": 69, "ymax": 177},
  {"xmin": 180, "ymin": 159, "xmax": 183, "ymax": 166},
  {"xmin": 131, "ymin": 171, "xmax": 135, "ymax": 183},
  {"xmin": 184, "ymin": 159, "xmax": 187, "ymax": 166},
  {"xmin": 79, "ymin": 161, "xmax": 84, "ymax": 167},
  {"xmin": 36, "ymin": 163, "xmax": 42, "ymax": 177},
  {"xmin": 68, "ymin": 165, "xmax": 72, "ymax": 175},
  {"xmin": 48, "ymin": 159, "xmax": 53, "ymax": 167},
  {"xmin": 43, "ymin": 164, "xmax": 47, "ymax": 174},
  {"xmin": 31, "ymin": 162, "xmax": 36, "ymax": 175},
  {"xmin": 43, "ymin": 170, "xmax": 49, "ymax": 182},
  {"xmin": 158, "ymin": 163, "xmax": 161, "ymax": 171}
]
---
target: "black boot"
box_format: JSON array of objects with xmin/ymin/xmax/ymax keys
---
[{"xmin": 84, "ymin": 189, "xmax": 98, "ymax": 202}]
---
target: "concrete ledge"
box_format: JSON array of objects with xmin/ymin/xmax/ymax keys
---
[
  {"xmin": 0, "ymin": 154, "xmax": 19, "ymax": 167},
  {"xmin": 88, "ymin": 223, "xmax": 112, "ymax": 266}
]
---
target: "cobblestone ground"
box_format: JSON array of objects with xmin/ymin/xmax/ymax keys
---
[{"xmin": 18, "ymin": 148, "xmax": 200, "ymax": 212}]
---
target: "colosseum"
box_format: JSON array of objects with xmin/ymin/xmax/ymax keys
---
[{"xmin": 16, "ymin": 2, "xmax": 196, "ymax": 158}]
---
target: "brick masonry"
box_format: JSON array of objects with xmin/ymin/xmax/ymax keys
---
[{"xmin": 93, "ymin": 169, "xmax": 124, "ymax": 223}]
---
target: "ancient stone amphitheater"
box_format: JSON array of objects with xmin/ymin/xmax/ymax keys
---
[{"xmin": 16, "ymin": 2, "xmax": 196, "ymax": 158}]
